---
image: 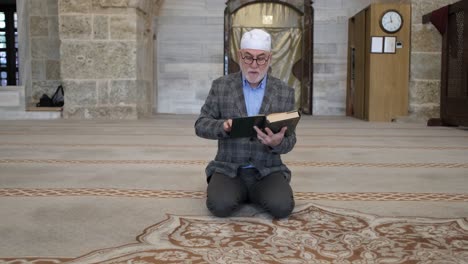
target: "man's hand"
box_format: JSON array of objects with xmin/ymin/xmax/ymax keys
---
[
  {"xmin": 254, "ymin": 126, "xmax": 287, "ymax": 147},
  {"xmin": 223, "ymin": 119, "xmax": 233, "ymax": 132}
]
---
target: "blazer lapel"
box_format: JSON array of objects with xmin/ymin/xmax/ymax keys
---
[
  {"xmin": 259, "ymin": 75, "xmax": 276, "ymax": 114},
  {"xmin": 231, "ymin": 72, "xmax": 247, "ymax": 116}
]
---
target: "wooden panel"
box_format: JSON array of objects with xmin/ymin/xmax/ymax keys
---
[
  {"xmin": 348, "ymin": 10, "xmax": 366, "ymax": 119},
  {"xmin": 347, "ymin": 3, "xmax": 410, "ymax": 122},
  {"xmin": 346, "ymin": 18, "xmax": 354, "ymax": 116},
  {"xmin": 367, "ymin": 3, "xmax": 411, "ymax": 121},
  {"xmin": 441, "ymin": 0, "xmax": 468, "ymax": 126},
  {"xmin": 364, "ymin": 8, "xmax": 371, "ymax": 121}
]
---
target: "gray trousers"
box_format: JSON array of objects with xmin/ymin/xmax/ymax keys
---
[{"xmin": 206, "ymin": 168, "xmax": 295, "ymax": 219}]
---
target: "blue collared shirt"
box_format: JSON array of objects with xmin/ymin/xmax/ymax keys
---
[
  {"xmin": 242, "ymin": 74, "xmax": 267, "ymax": 169},
  {"xmin": 242, "ymin": 74, "xmax": 267, "ymax": 116}
]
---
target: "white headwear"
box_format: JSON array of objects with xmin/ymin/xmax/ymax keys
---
[{"xmin": 240, "ymin": 29, "xmax": 271, "ymax": 52}]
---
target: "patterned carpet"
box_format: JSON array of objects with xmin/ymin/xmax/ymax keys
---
[
  {"xmin": 1, "ymin": 188, "xmax": 468, "ymax": 202},
  {"xmin": 0, "ymin": 115, "xmax": 467, "ymax": 263},
  {"xmin": 3, "ymin": 203, "xmax": 468, "ymax": 263}
]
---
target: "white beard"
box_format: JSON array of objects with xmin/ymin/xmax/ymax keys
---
[{"xmin": 240, "ymin": 62, "xmax": 270, "ymax": 87}]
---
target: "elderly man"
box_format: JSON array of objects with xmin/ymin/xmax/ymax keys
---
[{"xmin": 195, "ymin": 29, "xmax": 296, "ymax": 219}]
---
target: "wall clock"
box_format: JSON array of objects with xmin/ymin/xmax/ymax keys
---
[{"xmin": 380, "ymin": 10, "xmax": 403, "ymax": 33}]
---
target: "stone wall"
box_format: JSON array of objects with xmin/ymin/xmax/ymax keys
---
[
  {"xmin": 409, "ymin": 0, "xmax": 459, "ymax": 120},
  {"xmin": 0, "ymin": 85, "xmax": 61, "ymax": 119},
  {"xmin": 312, "ymin": 0, "xmax": 460, "ymax": 119},
  {"xmin": 155, "ymin": 0, "xmax": 455, "ymax": 121},
  {"xmin": 17, "ymin": 0, "xmax": 31, "ymax": 102},
  {"xmin": 155, "ymin": 0, "xmax": 385, "ymax": 116},
  {"xmin": 59, "ymin": 0, "xmax": 155, "ymax": 119},
  {"xmin": 313, "ymin": 0, "xmax": 371, "ymax": 115},
  {"xmin": 155, "ymin": 0, "xmax": 225, "ymax": 114},
  {"xmin": 15, "ymin": 0, "xmax": 456, "ymax": 120},
  {"xmin": 155, "ymin": 0, "xmax": 371, "ymax": 115},
  {"xmin": 135, "ymin": 0, "xmax": 155, "ymax": 116},
  {"xmin": 314, "ymin": 0, "xmax": 459, "ymax": 120},
  {"xmin": 154, "ymin": 0, "xmax": 386, "ymax": 116},
  {"xmin": 17, "ymin": 0, "xmax": 61, "ymax": 105}
]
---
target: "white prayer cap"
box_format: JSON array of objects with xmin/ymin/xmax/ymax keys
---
[{"xmin": 240, "ymin": 29, "xmax": 271, "ymax": 52}]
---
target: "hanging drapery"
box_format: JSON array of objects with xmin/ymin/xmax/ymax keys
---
[{"xmin": 224, "ymin": 0, "xmax": 314, "ymax": 114}]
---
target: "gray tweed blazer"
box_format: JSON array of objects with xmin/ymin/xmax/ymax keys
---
[{"xmin": 195, "ymin": 72, "xmax": 297, "ymax": 181}]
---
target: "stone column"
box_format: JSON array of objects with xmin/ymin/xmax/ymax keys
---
[
  {"xmin": 59, "ymin": 0, "xmax": 155, "ymax": 119},
  {"xmin": 17, "ymin": 0, "xmax": 32, "ymax": 102},
  {"xmin": 409, "ymin": 0, "xmax": 459, "ymax": 121},
  {"xmin": 17, "ymin": 0, "xmax": 61, "ymax": 106}
]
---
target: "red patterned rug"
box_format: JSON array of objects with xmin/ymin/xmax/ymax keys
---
[{"xmin": 23, "ymin": 203, "xmax": 460, "ymax": 263}]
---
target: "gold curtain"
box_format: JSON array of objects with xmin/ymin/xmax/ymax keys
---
[{"xmin": 230, "ymin": 3, "xmax": 303, "ymax": 108}]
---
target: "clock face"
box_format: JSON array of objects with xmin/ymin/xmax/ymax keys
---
[{"xmin": 380, "ymin": 10, "xmax": 403, "ymax": 33}]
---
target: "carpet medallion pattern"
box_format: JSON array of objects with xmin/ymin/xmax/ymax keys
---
[{"xmin": 65, "ymin": 203, "xmax": 468, "ymax": 263}]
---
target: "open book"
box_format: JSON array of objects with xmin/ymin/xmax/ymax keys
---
[{"xmin": 230, "ymin": 110, "xmax": 301, "ymax": 138}]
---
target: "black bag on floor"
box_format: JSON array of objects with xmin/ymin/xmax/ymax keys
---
[
  {"xmin": 51, "ymin": 85, "xmax": 64, "ymax": 107},
  {"xmin": 36, "ymin": 94, "xmax": 53, "ymax": 107},
  {"xmin": 36, "ymin": 85, "xmax": 64, "ymax": 107}
]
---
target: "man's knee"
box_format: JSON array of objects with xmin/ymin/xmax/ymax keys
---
[
  {"xmin": 206, "ymin": 198, "xmax": 239, "ymax": 217},
  {"xmin": 267, "ymin": 198, "xmax": 295, "ymax": 219},
  {"xmin": 252, "ymin": 172, "xmax": 295, "ymax": 218},
  {"xmin": 206, "ymin": 172, "xmax": 247, "ymax": 217}
]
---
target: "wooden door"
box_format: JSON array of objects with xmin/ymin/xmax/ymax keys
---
[{"xmin": 347, "ymin": 9, "xmax": 368, "ymax": 120}]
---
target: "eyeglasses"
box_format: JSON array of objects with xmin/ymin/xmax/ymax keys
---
[{"xmin": 241, "ymin": 55, "xmax": 269, "ymax": 65}]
